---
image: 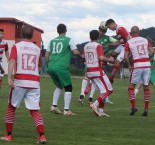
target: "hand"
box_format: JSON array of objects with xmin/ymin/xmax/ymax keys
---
[
  {"xmin": 8, "ymin": 78, "xmax": 15, "ymax": 88},
  {"xmin": 108, "ymin": 56, "xmax": 114, "ymax": 62},
  {"xmin": 128, "ymin": 66, "xmax": 132, "ymax": 72}
]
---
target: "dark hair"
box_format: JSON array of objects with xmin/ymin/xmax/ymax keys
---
[
  {"xmin": 22, "ymin": 26, "xmax": 34, "ymax": 39},
  {"xmin": 105, "ymin": 19, "xmax": 115, "ymax": 26},
  {"xmin": 57, "ymin": 23, "xmax": 67, "ymax": 34},
  {"xmin": 90, "ymin": 30, "xmax": 99, "ymax": 41},
  {"xmin": 0, "ymin": 28, "xmax": 4, "ymax": 32}
]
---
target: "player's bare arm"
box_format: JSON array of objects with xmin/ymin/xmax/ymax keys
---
[{"xmin": 8, "ymin": 59, "xmax": 15, "ymax": 88}]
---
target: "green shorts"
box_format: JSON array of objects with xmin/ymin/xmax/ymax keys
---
[
  {"xmin": 150, "ymin": 69, "xmax": 155, "ymax": 84},
  {"xmin": 48, "ymin": 66, "xmax": 72, "ymax": 88}
]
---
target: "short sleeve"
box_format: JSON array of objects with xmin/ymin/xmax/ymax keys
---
[
  {"xmin": 97, "ymin": 44, "xmax": 104, "ymax": 57},
  {"xmin": 5, "ymin": 43, "xmax": 9, "ymax": 51},
  {"xmin": 10, "ymin": 45, "xmax": 17, "ymax": 60},
  {"xmin": 69, "ymin": 38, "xmax": 77, "ymax": 51},
  {"xmin": 46, "ymin": 42, "xmax": 51, "ymax": 52},
  {"xmin": 124, "ymin": 42, "xmax": 130, "ymax": 52}
]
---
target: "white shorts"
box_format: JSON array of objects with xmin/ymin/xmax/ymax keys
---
[
  {"xmin": 9, "ymin": 87, "xmax": 40, "ymax": 110},
  {"xmin": 91, "ymin": 74, "xmax": 113, "ymax": 94},
  {"xmin": 130, "ymin": 68, "xmax": 150, "ymax": 85},
  {"xmin": 114, "ymin": 45, "xmax": 124, "ymax": 62}
]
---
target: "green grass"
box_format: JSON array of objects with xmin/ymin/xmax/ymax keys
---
[{"xmin": 0, "ymin": 76, "xmax": 155, "ymax": 145}]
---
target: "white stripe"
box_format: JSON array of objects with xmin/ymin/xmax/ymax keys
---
[
  {"xmin": 87, "ymin": 71, "xmax": 101, "ymax": 77},
  {"xmin": 14, "ymin": 79, "xmax": 40, "ymax": 88},
  {"xmin": 134, "ymin": 62, "xmax": 150, "ymax": 68}
]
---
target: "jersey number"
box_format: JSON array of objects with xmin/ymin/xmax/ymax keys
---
[
  {"xmin": 22, "ymin": 54, "xmax": 37, "ymax": 71},
  {"xmin": 52, "ymin": 42, "xmax": 63, "ymax": 54},
  {"xmin": 137, "ymin": 44, "xmax": 146, "ymax": 56},
  {"xmin": 85, "ymin": 52, "xmax": 94, "ymax": 64}
]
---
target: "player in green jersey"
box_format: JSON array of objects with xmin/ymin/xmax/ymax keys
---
[{"xmin": 45, "ymin": 23, "xmax": 81, "ymax": 115}]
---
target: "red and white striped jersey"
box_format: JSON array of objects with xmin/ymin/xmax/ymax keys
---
[
  {"xmin": 83, "ymin": 41, "xmax": 105, "ymax": 78},
  {"xmin": 0, "ymin": 39, "xmax": 8, "ymax": 62},
  {"xmin": 125, "ymin": 36, "xmax": 152, "ymax": 68},
  {"xmin": 116, "ymin": 25, "xmax": 130, "ymax": 45},
  {"xmin": 10, "ymin": 41, "xmax": 42, "ymax": 88}
]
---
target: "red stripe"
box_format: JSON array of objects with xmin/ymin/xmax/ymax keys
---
[
  {"xmin": 87, "ymin": 67, "xmax": 102, "ymax": 72},
  {"xmin": 99, "ymin": 76, "xmax": 109, "ymax": 92},
  {"xmin": 15, "ymin": 74, "xmax": 40, "ymax": 81},
  {"xmin": 0, "ymin": 44, "xmax": 6, "ymax": 48},
  {"xmin": 133, "ymin": 58, "xmax": 150, "ymax": 63}
]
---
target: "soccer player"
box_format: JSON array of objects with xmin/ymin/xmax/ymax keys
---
[
  {"xmin": 1, "ymin": 26, "xmax": 46, "ymax": 144},
  {"xmin": 124, "ymin": 26, "xmax": 155, "ymax": 116},
  {"xmin": 79, "ymin": 21, "xmax": 117, "ymax": 104},
  {"xmin": 0, "ymin": 28, "xmax": 9, "ymax": 88},
  {"xmin": 105, "ymin": 19, "xmax": 130, "ymax": 83},
  {"xmin": 45, "ymin": 23, "xmax": 81, "ymax": 115},
  {"xmin": 83, "ymin": 30, "xmax": 113, "ymax": 117}
]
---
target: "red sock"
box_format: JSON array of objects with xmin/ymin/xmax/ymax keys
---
[
  {"xmin": 84, "ymin": 83, "xmax": 92, "ymax": 95},
  {"xmin": 128, "ymin": 88, "xmax": 136, "ymax": 108},
  {"xmin": 5, "ymin": 104, "xmax": 16, "ymax": 133},
  {"xmin": 99, "ymin": 101, "xmax": 105, "ymax": 108},
  {"xmin": 30, "ymin": 110, "xmax": 44, "ymax": 134},
  {"xmin": 0, "ymin": 79, "xmax": 2, "ymax": 88},
  {"xmin": 144, "ymin": 89, "xmax": 150, "ymax": 110},
  {"xmin": 110, "ymin": 65, "xmax": 120, "ymax": 79}
]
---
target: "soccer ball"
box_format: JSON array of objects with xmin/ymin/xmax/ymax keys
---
[{"xmin": 99, "ymin": 21, "xmax": 107, "ymax": 30}]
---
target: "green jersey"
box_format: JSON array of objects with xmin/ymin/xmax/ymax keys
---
[
  {"xmin": 47, "ymin": 35, "xmax": 76, "ymax": 69},
  {"xmin": 98, "ymin": 35, "xmax": 117, "ymax": 57}
]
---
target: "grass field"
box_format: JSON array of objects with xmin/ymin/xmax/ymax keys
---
[{"xmin": 0, "ymin": 76, "xmax": 155, "ymax": 145}]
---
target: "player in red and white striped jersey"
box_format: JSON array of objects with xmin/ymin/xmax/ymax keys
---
[
  {"xmin": 1, "ymin": 26, "xmax": 46, "ymax": 144},
  {"xmin": 0, "ymin": 28, "xmax": 9, "ymax": 88},
  {"xmin": 105, "ymin": 19, "xmax": 130, "ymax": 83},
  {"xmin": 82, "ymin": 30, "xmax": 114, "ymax": 117},
  {"xmin": 124, "ymin": 26, "xmax": 155, "ymax": 116}
]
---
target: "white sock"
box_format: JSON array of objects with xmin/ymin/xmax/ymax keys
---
[
  {"xmin": 52, "ymin": 87, "xmax": 62, "ymax": 106},
  {"xmin": 105, "ymin": 96, "xmax": 109, "ymax": 101},
  {"xmin": 81, "ymin": 79, "xmax": 88, "ymax": 95},
  {"xmin": 94, "ymin": 100, "xmax": 99, "ymax": 107},
  {"xmin": 134, "ymin": 89, "xmax": 139, "ymax": 96},
  {"xmin": 89, "ymin": 84, "xmax": 95, "ymax": 98},
  {"xmin": 98, "ymin": 108, "xmax": 103, "ymax": 112},
  {"xmin": 64, "ymin": 92, "xmax": 72, "ymax": 110}
]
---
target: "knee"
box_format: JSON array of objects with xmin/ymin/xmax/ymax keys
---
[{"xmin": 64, "ymin": 85, "xmax": 72, "ymax": 92}]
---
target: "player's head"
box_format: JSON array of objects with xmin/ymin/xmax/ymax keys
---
[
  {"xmin": 22, "ymin": 26, "xmax": 34, "ymax": 39},
  {"xmin": 90, "ymin": 30, "xmax": 99, "ymax": 41},
  {"xmin": 98, "ymin": 27, "xmax": 107, "ymax": 37},
  {"xmin": 105, "ymin": 19, "xmax": 116, "ymax": 31},
  {"xmin": 57, "ymin": 23, "xmax": 67, "ymax": 34},
  {"xmin": 131, "ymin": 26, "xmax": 140, "ymax": 36},
  {"xmin": 0, "ymin": 28, "xmax": 4, "ymax": 40}
]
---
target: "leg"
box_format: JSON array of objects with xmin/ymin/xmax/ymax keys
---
[
  {"xmin": 63, "ymin": 84, "xmax": 76, "ymax": 115},
  {"xmin": 109, "ymin": 60, "xmax": 121, "ymax": 83},
  {"xmin": 79, "ymin": 75, "xmax": 89, "ymax": 103},
  {"xmin": 0, "ymin": 77, "xmax": 2, "ymax": 88},
  {"xmin": 30, "ymin": 110, "xmax": 46, "ymax": 144},
  {"xmin": 51, "ymin": 87, "xmax": 63, "ymax": 114},
  {"xmin": 90, "ymin": 76, "xmax": 113, "ymax": 117},
  {"xmin": 1, "ymin": 103, "xmax": 16, "ymax": 141},
  {"xmin": 88, "ymin": 83, "xmax": 95, "ymax": 104},
  {"xmin": 134, "ymin": 80, "xmax": 143, "ymax": 97},
  {"xmin": 109, "ymin": 45, "xmax": 124, "ymax": 83}
]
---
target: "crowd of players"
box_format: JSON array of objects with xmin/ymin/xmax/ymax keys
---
[{"xmin": 0, "ymin": 18, "xmax": 155, "ymax": 143}]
